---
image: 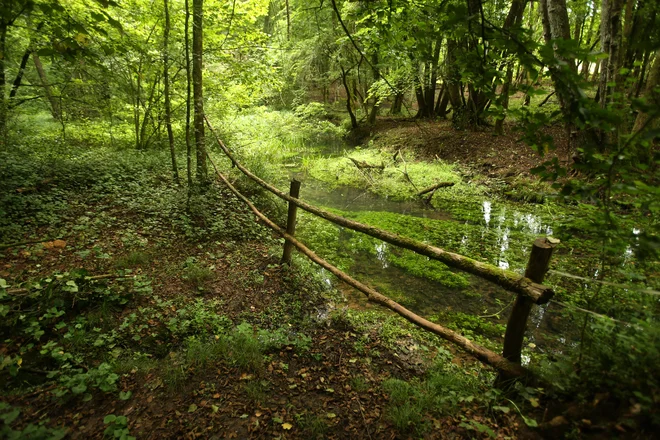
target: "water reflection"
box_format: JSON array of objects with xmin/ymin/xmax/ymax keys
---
[
  {"xmin": 375, "ymin": 242, "xmax": 389, "ymax": 268},
  {"xmin": 482, "ymin": 201, "xmax": 492, "ymax": 226}
]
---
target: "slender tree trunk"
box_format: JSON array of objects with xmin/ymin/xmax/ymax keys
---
[
  {"xmin": 390, "ymin": 92, "xmax": 403, "ymax": 115},
  {"xmin": 193, "ymin": 0, "xmax": 207, "ymax": 182},
  {"xmin": 542, "ymin": 0, "xmax": 575, "ymax": 115},
  {"xmin": 620, "ymin": 0, "xmax": 636, "ymax": 68},
  {"xmin": 32, "ymin": 53, "xmax": 60, "ymax": 119},
  {"xmin": 425, "ymin": 39, "xmax": 441, "ymax": 116},
  {"xmin": 445, "ymin": 39, "xmax": 463, "ymax": 112},
  {"xmin": 632, "ymin": 50, "xmax": 660, "ymax": 134},
  {"xmin": 9, "ymin": 47, "xmax": 31, "ymax": 99},
  {"xmin": 539, "ymin": 0, "xmax": 552, "ymax": 43},
  {"xmin": 368, "ymin": 52, "xmax": 379, "ymax": 125},
  {"xmin": 633, "ymin": 49, "xmax": 650, "ymax": 98},
  {"xmin": 415, "ymin": 81, "xmax": 427, "ymax": 117},
  {"xmin": 598, "ymin": 0, "xmax": 612, "ymax": 106},
  {"xmin": 495, "ymin": 0, "xmax": 527, "ymax": 134},
  {"xmin": 285, "ymin": 0, "xmax": 290, "ymax": 41},
  {"xmin": 580, "ymin": 4, "xmax": 597, "ymax": 79},
  {"xmin": 340, "ymin": 65, "xmax": 358, "ymax": 129},
  {"xmin": 0, "ymin": 25, "xmax": 7, "ymax": 138},
  {"xmin": 163, "ymin": 0, "xmax": 179, "ymax": 183},
  {"xmin": 185, "ymin": 0, "xmax": 193, "ymax": 187}
]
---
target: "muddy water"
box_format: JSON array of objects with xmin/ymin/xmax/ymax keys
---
[{"xmin": 288, "ymin": 160, "xmax": 577, "ymax": 363}]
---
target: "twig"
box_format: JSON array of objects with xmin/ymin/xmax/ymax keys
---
[
  {"xmin": 356, "ymin": 398, "xmax": 373, "ymax": 440},
  {"xmin": 395, "ymin": 150, "xmax": 419, "ymax": 192},
  {"xmin": 0, "ymin": 238, "xmax": 58, "ymax": 250}
]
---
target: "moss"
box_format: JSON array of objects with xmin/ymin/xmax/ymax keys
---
[
  {"xmin": 306, "ymin": 148, "xmax": 482, "ymax": 201},
  {"xmin": 387, "ymin": 250, "xmax": 469, "ymax": 289}
]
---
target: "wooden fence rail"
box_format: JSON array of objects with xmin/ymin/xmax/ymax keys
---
[
  {"xmin": 204, "ymin": 116, "xmax": 553, "ymax": 304},
  {"xmin": 204, "ymin": 116, "xmax": 558, "ymax": 381}
]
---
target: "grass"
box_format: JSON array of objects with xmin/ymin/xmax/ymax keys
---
[
  {"xmin": 160, "ymin": 359, "xmax": 187, "ymax": 391},
  {"xmin": 115, "ymin": 251, "xmax": 151, "ymax": 268},
  {"xmin": 243, "ymin": 380, "xmax": 270, "ymax": 404},
  {"xmin": 296, "ymin": 412, "xmax": 329, "ymax": 439},
  {"xmin": 350, "ymin": 375, "xmax": 369, "ymax": 393},
  {"xmin": 185, "ymin": 338, "xmax": 228, "ymax": 369},
  {"xmin": 113, "ymin": 354, "xmax": 158, "ymax": 377},
  {"xmin": 229, "ymin": 324, "xmax": 264, "ymax": 372},
  {"xmin": 305, "ymin": 148, "xmax": 482, "ymax": 202},
  {"xmin": 182, "ymin": 263, "xmax": 214, "ymax": 288}
]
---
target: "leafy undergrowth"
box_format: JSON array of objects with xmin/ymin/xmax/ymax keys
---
[
  {"xmin": 1, "ymin": 121, "xmax": 657, "ymax": 439},
  {"xmin": 0, "ymin": 140, "xmax": 538, "ymax": 439}
]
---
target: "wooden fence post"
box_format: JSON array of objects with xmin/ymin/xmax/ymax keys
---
[
  {"xmin": 281, "ymin": 179, "xmax": 301, "ymax": 265},
  {"xmin": 498, "ymin": 237, "xmax": 558, "ymax": 383}
]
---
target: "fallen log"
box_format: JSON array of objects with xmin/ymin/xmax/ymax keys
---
[
  {"xmin": 417, "ymin": 181, "xmax": 455, "ymax": 196},
  {"xmin": 205, "ymin": 116, "xmax": 553, "ymax": 304},
  {"xmin": 347, "ymin": 157, "xmax": 385, "ymax": 170},
  {"xmin": 206, "ymin": 153, "xmax": 529, "ymax": 379}
]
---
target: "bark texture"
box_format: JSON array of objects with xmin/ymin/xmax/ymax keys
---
[
  {"xmin": 163, "ymin": 0, "xmax": 179, "ymax": 183},
  {"xmin": 192, "ymin": 0, "xmax": 207, "ymax": 182}
]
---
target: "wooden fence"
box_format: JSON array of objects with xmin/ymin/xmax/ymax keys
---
[{"xmin": 205, "ymin": 116, "xmax": 559, "ymax": 382}]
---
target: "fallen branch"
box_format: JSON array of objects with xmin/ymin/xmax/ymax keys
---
[
  {"xmin": 206, "ymin": 152, "xmax": 528, "ymax": 378},
  {"xmin": 394, "ymin": 149, "xmax": 419, "ymax": 192},
  {"xmin": 204, "ymin": 115, "xmax": 553, "ymax": 304},
  {"xmin": 417, "ymin": 182, "xmax": 455, "ymax": 196},
  {"xmin": 347, "ymin": 157, "xmax": 375, "ymax": 185},
  {"xmin": 0, "ymin": 238, "xmax": 57, "ymax": 250},
  {"xmin": 347, "ymin": 157, "xmax": 384, "ymax": 171}
]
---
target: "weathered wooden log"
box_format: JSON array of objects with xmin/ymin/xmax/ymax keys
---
[
  {"xmin": 205, "ymin": 116, "xmax": 553, "ymax": 303},
  {"xmin": 417, "ymin": 181, "xmax": 455, "ymax": 196},
  {"xmin": 207, "ymin": 154, "xmax": 529, "ymax": 379},
  {"xmin": 497, "ymin": 237, "xmax": 558, "ymax": 386},
  {"xmin": 347, "ymin": 157, "xmax": 385, "ymax": 170}
]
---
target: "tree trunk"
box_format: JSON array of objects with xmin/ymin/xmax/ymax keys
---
[
  {"xmin": 340, "ymin": 65, "xmax": 358, "ymax": 129},
  {"xmin": 445, "ymin": 39, "xmax": 463, "ymax": 117},
  {"xmin": 598, "ymin": 0, "xmax": 613, "ymax": 106},
  {"xmin": 185, "ymin": 0, "xmax": 193, "ymax": 187},
  {"xmin": 539, "ymin": 0, "xmax": 552, "ymax": 43},
  {"xmin": 632, "ymin": 50, "xmax": 660, "ymax": 134},
  {"xmin": 32, "ymin": 53, "xmax": 60, "ymax": 119},
  {"xmin": 494, "ymin": 0, "xmax": 528, "ymax": 134},
  {"xmin": 368, "ymin": 52, "xmax": 379, "ymax": 125},
  {"xmin": 193, "ymin": 0, "xmax": 207, "ymax": 182},
  {"xmin": 163, "ymin": 0, "xmax": 179, "ymax": 183},
  {"xmin": 414, "ymin": 82, "xmax": 427, "ymax": 118},
  {"xmin": 0, "ymin": 25, "xmax": 7, "ymax": 138},
  {"xmin": 424, "ymin": 39, "xmax": 442, "ymax": 117},
  {"xmin": 541, "ymin": 0, "xmax": 576, "ymax": 119},
  {"xmin": 580, "ymin": 4, "xmax": 598, "ymax": 79},
  {"xmin": 390, "ymin": 92, "xmax": 403, "ymax": 115},
  {"xmin": 435, "ymin": 84, "xmax": 449, "ymax": 117}
]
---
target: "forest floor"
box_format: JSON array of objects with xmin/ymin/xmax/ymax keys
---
[
  {"xmin": 351, "ymin": 118, "xmax": 573, "ymax": 179},
  {"xmin": 1, "ymin": 115, "xmax": 648, "ymax": 439}
]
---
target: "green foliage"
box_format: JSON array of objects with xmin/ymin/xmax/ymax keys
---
[
  {"xmin": 381, "ymin": 363, "xmax": 491, "ymax": 435},
  {"xmin": 115, "ymin": 252, "xmax": 150, "ymax": 269},
  {"xmin": 228, "ymin": 323, "xmax": 264, "ymax": 372},
  {"xmin": 185, "ymin": 337, "xmax": 228, "ymax": 369},
  {"xmin": 103, "ymin": 414, "xmax": 135, "ymax": 440},
  {"xmin": 181, "ymin": 257, "xmax": 215, "ymax": 289},
  {"xmin": 0, "ymin": 403, "xmax": 65, "ymax": 440}
]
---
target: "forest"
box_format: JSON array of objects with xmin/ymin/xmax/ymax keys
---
[{"xmin": 0, "ymin": 0, "xmax": 658, "ymax": 438}]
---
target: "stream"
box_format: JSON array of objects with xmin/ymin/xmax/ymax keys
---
[{"xmin": 279, "ymin": 150, "xmax": 582, "ymax": 364}]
